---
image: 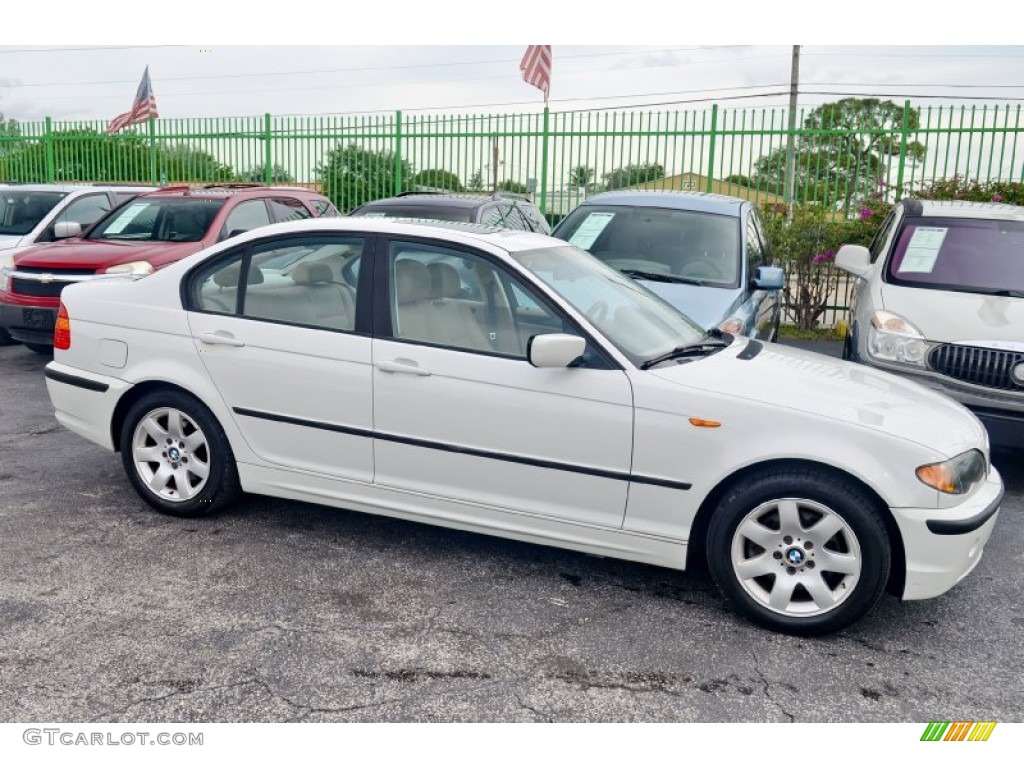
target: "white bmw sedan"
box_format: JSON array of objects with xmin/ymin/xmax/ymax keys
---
[{"xmin": 43, "ymin": 218, "xmax": 1003, "ymax": 635}]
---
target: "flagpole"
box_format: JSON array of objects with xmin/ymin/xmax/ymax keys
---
[
  {"xmin": 539, "ymin": 103, "xmax": 549, "ymax": 219},
  {"xmin": 148, "ymin": 114, "xmax": 157, "ymax": 185}
]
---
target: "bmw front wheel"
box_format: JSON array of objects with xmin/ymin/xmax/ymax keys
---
[{"xmin": 707, "ymin": 468, "xmax": 890, "ymax": 635}]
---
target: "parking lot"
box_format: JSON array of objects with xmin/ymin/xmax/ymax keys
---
[{"xmin": 1, "ymin": 341, "xmax": 1021, "ymax": 723}]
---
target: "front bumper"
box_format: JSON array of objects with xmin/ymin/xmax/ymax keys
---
[
  {"xmin": 0, "ymin": 299, "xmax": 58, "ymax": 345},
  {"xmin": 44, "ymin": 362, "xmax": 131, "ymax": 452},
  {"xmin": 892, "ymin": 467, "xmax": 1003, "ymax": 601}
]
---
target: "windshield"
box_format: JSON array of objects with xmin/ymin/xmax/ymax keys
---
[
  {"xmin": 0, "ymin": 191, "xmax": 66, "ymax": 236},
  {"xmin": 89, "ymin": 199, "xmax": 224, "ymax": 242},
  {"xmin": 511, "ymin": 245, "xmax": 706, "ymax": 365},
  {"xmin": 886, "ymin": 216, "xmax": 1024, "ymax": 294},
  {"xmin": 352, "ymin": 204, "xmax": 474, "ymax": 224},
  {"xmin": 554, "ymin": 205, "xmax": 741, "ymax": 287}
]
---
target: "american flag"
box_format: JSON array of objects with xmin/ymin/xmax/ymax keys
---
[
  {"xmin": 519, "ymin": 45, "xmax": 552, "ymax": 102},
  {"xmin": 106, "ymin": 66, "xmax": 159, "ymax": 134}
]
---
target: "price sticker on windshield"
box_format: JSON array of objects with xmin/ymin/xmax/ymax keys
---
[
  {"xmin": 568, "ymin": 212, "xmax": 615, "ymax": 250},
  {"xmin": 102, "ymin": 203, "xmax": 148, "ymax": 235},
  {"xmin": 898, "ymin": 226, "xmax": 948, "ymax": 273}
]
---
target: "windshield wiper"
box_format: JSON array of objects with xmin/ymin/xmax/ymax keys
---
[
  {"xmin": 619, "ymin": 269, "xmax": 708, "ymax": 286},
  {"xmin": 641, "ymin": 335, "xmax": 730, "ymax": 370}
]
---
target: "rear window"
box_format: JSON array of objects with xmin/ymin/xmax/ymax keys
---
[
  {"xmin": 351, "ymin": 203, "xmax": 474, "ymax": 224},
  {"xmin": 886, "ymin": 216, "xmax": 1024, "ymax": 295}
]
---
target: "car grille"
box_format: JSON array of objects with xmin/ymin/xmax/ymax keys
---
[
  {"xmin": 11, "ymin": 268, "xmax": 95, "ymax": 298},
  {"xmin": 928, "ymin": 343, "xmax": 1024, "ymax": 392}
]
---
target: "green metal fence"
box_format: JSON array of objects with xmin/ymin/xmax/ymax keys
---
[{"xmin": 2, "ymin": 101, "xmax": 1022, "ymax": 327}]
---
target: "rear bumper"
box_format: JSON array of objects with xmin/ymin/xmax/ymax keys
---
[
  {"xmin": 44, "ymin": 362, "xmax": 130, "ymax": 451},
  {"xmin": 0, "ymin": 299, "xmax": 57, "ymax": 345},
  {"xmin": 892, "ymin": 468, "xmax": 1003, "ymax": 600}
]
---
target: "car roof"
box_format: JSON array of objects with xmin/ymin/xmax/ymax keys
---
[
  {"xmin": 139, "ymin": 184, "xmax": 319, "ymax": 199},
  {"xmin": 0, "ymin": 183, "xmax": 156, "ymax": 194},
  {"xmin": 905, "ymin": 198, "xmax": 1024, "ymax": 221},
  {"xmin": 220, "ymin": 215, "xmax": 553, "ymax": 253},
  {"xmin": 360, "ymin": 195, "xmax": 490, "ymax": 210},
  {"xmin": 577, "ymin": 190, "xmax": 747, "ymax": 216}
]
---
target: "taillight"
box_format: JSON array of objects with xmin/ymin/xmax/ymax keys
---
[{"xmin": 54, "ymin": 303, "xmax": 71, "ymax": 350}]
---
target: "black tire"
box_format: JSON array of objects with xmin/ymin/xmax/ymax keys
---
[
  {"xmin": 25, "ymin": 343, "xmax": 53, "ymax": 355},
  {"xmin": 0, "ymin": 326, "xmax": 17, "ymax": 346},
  {"xmin": 119, "ymin": 389, "xmax": 240, "ymax": 517},
  {"xmin": 706, "ymin": 468, "xmax": 890, "ymax": 636}
]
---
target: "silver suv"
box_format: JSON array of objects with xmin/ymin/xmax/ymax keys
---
[
  {"xmin": 836, "ymin": 198, "xmax": 1024, "ymax": 448},
  {"xmin": 0, "ymin": 183, "xmax": 156, "ymax": 344}
]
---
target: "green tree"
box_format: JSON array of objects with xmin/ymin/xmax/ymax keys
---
[
  {"xmin": 723, "ymin": 173, "xmax": 753, "ymax": 188},
  {"xmin": 497, "ymin": 179, "xmax": 528, "ymax": 194},
  {"xmin": 751, "ymin": 98, "xmax": 926, "ymax": 212},
  {"xmin": 411, "ymin": 168, "xmax": 464, "ymax": 192},
  {"xmin": 912, "ymin": 174, "xmax": 1024, "ymax": 206},
  {"xmin": 467, "ymin": 170, "xmax": 485, "ymax": 192},
  {"xmin": 316, "ymin": 143, "xmax": 412, "ymax": 210},
  {"xmin": 240, "ymin": 163, "xmax": 295, "ymax": 184},
  {"xmin": 0, "ymin": 113, "xmax": 22, "ymax": 160},
  {"xmin": 158, "ymin": 144, "xmax": 236, "ymax": 183},
  {"xmin": 603, "ymin": 162, "xmax": 665, "ymax": 191},
  {"xmin": 567, "ymin": 165, "xmax": 593, "ymax": 188}
]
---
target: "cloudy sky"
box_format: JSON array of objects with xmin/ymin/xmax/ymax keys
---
[{"xmin": 2, "ymin": 2, "xmax": 1022, "ymax": 124}]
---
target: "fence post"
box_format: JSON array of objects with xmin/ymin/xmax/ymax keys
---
[
  {"xmin": 148, "ymin": 116, "xmax": 157, "ymax": 185},
  {"xmin": 705, "ymin": 104, "xmax": 718, "ymax": 193},
  {"xmin": 894, "ymin": 100, "xmax": 911, "ymax": 201},
  {"xmin": 394, "ymin": 110, "xmax": 403, "ymax": 195},
  {"xmin": 264, "ymin": 113, "xmax": 273, "ymax": 184},
  {"xmin": 43, "ymin": 117, "xmax": 55, "ymax": 182},
  {"xmin": 540, "ymin": 105, "xmax": 550, "ymax": 215}
]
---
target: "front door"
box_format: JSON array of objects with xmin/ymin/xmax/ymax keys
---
[{"xmin": 370, "ymin": 237, "xmax": 634, "ymax": 529}]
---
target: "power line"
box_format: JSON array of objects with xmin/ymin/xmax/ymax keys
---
[{"xmin": 0, "ymin": 45, "xmax": 190, "ymax": 55}]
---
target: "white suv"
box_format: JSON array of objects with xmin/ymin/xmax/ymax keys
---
[
  {"xmin": 0, "ymin": 183, "xmax": 156, "ymax": 344},
  {"xmin": 836, "ymin": 198, "xmax": 1024, "ymax": 448}
]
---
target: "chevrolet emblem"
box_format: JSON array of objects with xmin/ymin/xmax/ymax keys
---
[{"xmin": 40, "ymin": 273, "xmax": 54, "ymax": 284}]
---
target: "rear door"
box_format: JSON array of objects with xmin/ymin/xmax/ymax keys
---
[{"xmin": 185, "ymin": 232, "xmax": 374, "ymax": 481}]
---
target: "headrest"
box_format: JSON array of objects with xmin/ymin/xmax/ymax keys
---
[
  {"xmin": 213, "ymin": 263, "xmax": 264, "ymax": 288},
  {"xmin": 394, "ymin": 260, "xmax": 431, "ymax": 305},
  {"xmin": 291, "ymin": 262, "xmax": 334, "ymax": 285},
  {"xmin": 427, "ymin": 262, "xmax": 461, "ymax": 299}
]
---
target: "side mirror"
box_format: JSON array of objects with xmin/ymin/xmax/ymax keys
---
[
  {"xmin": 53, "ymin": 221, "xmax": 82, "ymax": 240},
  {"xmin": 527, "ymin": 334, "xmax": 586, "ymax": 368},
  {"xmin": 752, "ymin": 265, "xmax": 785, "ymax": 291},
  {"xmin": 835, "ymin": 244, "xmax": 871, "ymax": 278}
]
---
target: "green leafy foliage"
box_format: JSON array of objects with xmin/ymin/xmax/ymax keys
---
[
  {"xmin": 240, "ymin": 163, "xmax": 296, "ymax": 184},
  {"xmin": 602, "ymin": 162, "xmax": 665, "ymax": 191},
  {"xmin": 762, "ymin": 198, "xmax": 894, "ymax": 330},
  {"xmin": 751, "ymin": 98, "xmax": 925, "ymax": 212},
  {"xmin": 315, "ymin": 142, "xmax": 412, "ymax": 211},
  {"xmin": 497, "ymin": 178, "xmax": 528, "ymax": 194},
  {"xmin": 411, "ymin": 168, "xmax": 464, "ymax": 192},
  {"xmin": 467, "ymin": 170, "xmax": 485, "ymax": 192},
  {"xmin": 911, "ymin": 175, "xmax": 1024, "ymax": 206},
  {"xmin": 567, "ymin": 165, "xmax": 594, "ymax": 188}
]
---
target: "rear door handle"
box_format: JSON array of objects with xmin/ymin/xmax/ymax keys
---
[
  {"xmin": 198, "ymin": 331, "xmax": 245, "ymax": 348},
  {"xmin": 375, "ymin": 359, "xmax": 431, "ymax": 376}
]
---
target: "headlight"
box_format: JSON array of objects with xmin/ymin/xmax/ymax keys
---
[
  {"xmin": 916, "ymin": 449, "xmax": 987, "ymax": 495},
  {"xmin": 867, "ymin": 310, "xmax": 930, "ymax": 367},
  {"xmin": 0, "ymin": 252, "xmax": 15, "ymax": 293},
  {"xmin": 103, "ymin": 260, "xmax": 154, "ymax": 277}
]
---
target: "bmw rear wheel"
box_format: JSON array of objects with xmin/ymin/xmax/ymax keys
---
[
  {"xmin": 707, "ymin": 468, "xmax": 890, "ymax": 635},
  {"xmin": 120, "ymin": 390, "xmax": 240, "ymax": 517}
]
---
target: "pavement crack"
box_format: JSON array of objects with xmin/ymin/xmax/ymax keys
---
[
  {"xmin": 515, "ymin": 692, "xmax": 554, "ymax": 722},
  {"xmin": 752, "ymin": 651, "xmax": 795, "ymax": 723}
]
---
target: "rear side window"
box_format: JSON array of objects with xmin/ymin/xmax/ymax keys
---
[
  {"xmin": 268, "ymin": 197, "xmax": 312, "ymax": 223},
  {"xmin": 223, "ymin": 199, "xmax": 272, "ymax": 239},
  {"xmin": 312, "ymin": 198, "xmax": 340, "ymax": 217}
]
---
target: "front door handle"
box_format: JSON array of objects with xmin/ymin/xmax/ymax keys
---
[
  {"xmin": 375, "ymin": 359, "xmax": 431, "ymax": 376},
  {"xmin": 198, "ymin": 331, "xmax": 245, "ymax": 347}
]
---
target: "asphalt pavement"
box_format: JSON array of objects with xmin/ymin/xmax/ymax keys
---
[{"xmin": 1, "ymin": 341, "xmax": 1021, "ymax": 722}]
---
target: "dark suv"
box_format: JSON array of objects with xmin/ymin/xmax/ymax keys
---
[
  {"xmin": 0, "ymin": 183, "xmax": 339, "ymax": 352},
  {"xmin": 349, "ymin": 192, "xmax": 551, "ymax": 235}
]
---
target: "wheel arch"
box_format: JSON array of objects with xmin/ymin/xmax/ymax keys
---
[
  {"xmin": 685, "ymin": 457, "xmax": 906, "ymax": 597},
  {"xmin": 111, "ymin": 380, "xmax": 212, "ymax": 452}
]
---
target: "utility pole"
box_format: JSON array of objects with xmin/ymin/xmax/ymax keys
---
[{"xmin": 784, "ymin": 45, "xmax": 800, "ymax": 217}]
